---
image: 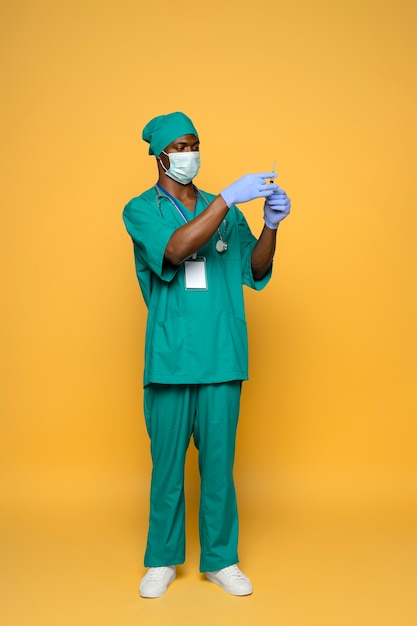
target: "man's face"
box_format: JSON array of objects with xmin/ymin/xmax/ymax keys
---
[{"xmin": 159, "ymin": 134, "xmax": 199, "ymax": 169}]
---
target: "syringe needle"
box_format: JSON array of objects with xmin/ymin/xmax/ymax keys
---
[{"xmin": 270, "ymin": 160, "xmax": 276, "ymax": 183}]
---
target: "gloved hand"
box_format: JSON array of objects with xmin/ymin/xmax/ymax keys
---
[
  {"xmin": 263, "ymin": 188, "xmax": 291, "ymax": 229},
  {"xmin": 220, "ymin": 172, "xmax": 278, "ymax": 208}
]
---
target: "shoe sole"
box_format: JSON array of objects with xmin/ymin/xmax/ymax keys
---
[
  {"xmin": 139, "ymin": 572, "xmax": 176, "ymax": 598},
  {"xmin": 206, "ymin": 573, "xmax": 253, "ymax": 596}
]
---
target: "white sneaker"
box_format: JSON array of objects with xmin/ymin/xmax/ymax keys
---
[
  {"xmin": 206, "ymin": 564, "xmax": 253, "ymax": 596},
  {"xmin": 139, "ymin": 566, "xmax": 176, "ymax": 598}
]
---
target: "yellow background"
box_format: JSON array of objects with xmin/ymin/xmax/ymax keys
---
[{"xmin": 1, "ymin": 1, "xmax": 416, "ymax": 624}]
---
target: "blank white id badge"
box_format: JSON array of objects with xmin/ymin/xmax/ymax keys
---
[{"xmin": 184, "ymin": 256, "xmax": 207, "ymax": 290}]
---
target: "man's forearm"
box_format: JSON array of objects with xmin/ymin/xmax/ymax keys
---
[
  {"xmin": 164, "ymin": 195, "xmax": 229, "ymax": 265},
  {"xmin": 251, "ymin": 225, "xmax": 278, "ymax": 280}
]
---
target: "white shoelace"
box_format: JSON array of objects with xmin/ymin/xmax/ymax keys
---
[
  {"xmin": 222, "ymin": 565, "xmax": 246, "ymax": 580},
  {"xmin": 145, "ymin": 567, "xmax": 168, "ymax": 582}
]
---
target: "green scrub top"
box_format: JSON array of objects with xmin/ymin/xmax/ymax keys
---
[{"xmin": 122, "ymin": 186, "xmax": 271, "ymax": 386}]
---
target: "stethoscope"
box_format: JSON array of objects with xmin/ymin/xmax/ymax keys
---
[{"xmin": 154, "ymin": 183, "xmax": 228, "ymax": 254}]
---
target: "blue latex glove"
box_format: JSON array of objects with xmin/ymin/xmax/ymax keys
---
[
  {"xmin": 220, "ymin": 172, "xmax": 278, "ymax": 208},
  {"xmin": 263, "ymin": 188, "xmax": 291, "ymax": 229}
]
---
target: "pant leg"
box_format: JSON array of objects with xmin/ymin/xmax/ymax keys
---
[
  {"xmin": 193, "ymin": 381, "xmax": 242, "ymax": 572},
  {"xmin": 143, "ymin": 384, "xmax": 196, "ymax": 567}
]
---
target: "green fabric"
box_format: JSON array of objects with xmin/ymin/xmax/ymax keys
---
[
  {"xmin": 143, "ymin": 381, "xmax": 242, "ymax": 572},
  {"xmin": 122, "ymin": 187, "xmax": 272, "ymax": 386},
  {"xmin": 142, "ymin": 112, "xmax": 199, "ymax": 156}
]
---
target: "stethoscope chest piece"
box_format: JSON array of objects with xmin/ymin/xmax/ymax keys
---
[{"xmin": 216, "ymin": 239, "xmax": 228, "ymax": 253}]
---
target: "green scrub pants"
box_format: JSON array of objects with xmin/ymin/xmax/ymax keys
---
[{"xmin": 143, "ymin": 381, "xmax": 242, "ymax": 573}]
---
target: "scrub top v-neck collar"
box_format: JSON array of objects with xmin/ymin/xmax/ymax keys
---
[{"xmin": 156, "ymin": 182, "xmax": 198, "ymax": 223}]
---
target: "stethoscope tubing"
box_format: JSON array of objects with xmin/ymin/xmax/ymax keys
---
[{"xmin": 154, "ymin": 186, "xmax": 228, "ymax": 253}]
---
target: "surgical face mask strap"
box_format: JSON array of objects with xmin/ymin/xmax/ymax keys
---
[{"xmin": 159, "ymin": 151, "xmax": 169, "ymax": 175}]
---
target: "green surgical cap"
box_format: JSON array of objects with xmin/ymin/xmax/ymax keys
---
[{"xmin": 142, "ymin": 112, "xmax": 199, "ymax": 156}]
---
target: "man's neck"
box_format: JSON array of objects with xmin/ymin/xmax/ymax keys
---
[{"xmin": 158, "ymin": 175, "xmax": 196, "ymax": 210}]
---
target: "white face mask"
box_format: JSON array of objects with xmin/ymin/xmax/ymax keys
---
[{"xmin": 160, "ymin": 150, "xmax": 200, "ymax": 184}]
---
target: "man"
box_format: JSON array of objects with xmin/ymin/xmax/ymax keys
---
[{"xmin": 123, "ymin": 112, "xmax": 290, "ymax": 598}]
